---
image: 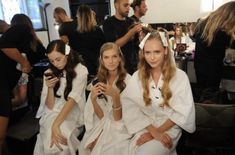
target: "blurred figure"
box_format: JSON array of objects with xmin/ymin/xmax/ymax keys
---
[
  {"xmin": 194, "ymin": 2, "xmax": 235, "ymax": 103},
  {"xmin": 0, "ymin": 20, "xmax": 10, "ymax": 33},
  {"xmin": 73, "ymin": 5, "xmax": 105, "ymax": 80},
  {"xmin": 53, "ymin": 7, "xmax": 77, "ymax": 46},
  {"xmin": 103, "ymin": 0, "xmax": 142, "ymax": 74},
  {"xmin": 0, "ymin": 13, "xmax": 46, "ymax": 154},
  {"xmin": 130, "ymin": 0, "xmax": 148, "ymax": 23}
]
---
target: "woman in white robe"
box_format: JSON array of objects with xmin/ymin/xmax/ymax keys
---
[
  {"xmin": 122, "ymin": 30, "xmax": 196, "ymax": 155},
  {"xmin": 34, "ymin": 40, "xmax": 88, "ymax": 155},
  {"xmin": 80, "ymin": 42, "xmax": 132, "ymax": 155}
]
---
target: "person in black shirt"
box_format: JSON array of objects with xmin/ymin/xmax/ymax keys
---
[
  {"xmin": 0, "ymin": 14, "xmax": 46, "ymax": 153},
  {"xmin": 53, "ymin": 7, "xmax": 77, "ymax": 47},
  {"xmin": 72, "ymin": 5, "xmax": 105, "ymax": 80},
  {"xmin": 130, "ymin": 0, "xmax": 148, "ymax": 23},
  {"xmin": 194, "ymin": 2, "xmax": 235, "ymax": 103},
  {"xmin": 103, "ymin": 0, "xmax": 142, "ymax": 74}
]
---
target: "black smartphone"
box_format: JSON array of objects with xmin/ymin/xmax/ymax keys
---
[
  {"xmin": 44, "ymin": 72, "xmax": 55, "ymax": 80},
  {"xmin": 92, "ymin": 79, "xmax": 104, "ymax": 99}
]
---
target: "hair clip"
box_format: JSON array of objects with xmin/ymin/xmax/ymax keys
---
[
  {"xmin": 159, "ymin": 32, "xmax": 168, "ymax": 47},
  {"xmin": 139, "ymin": 32, "xmax": 151, "ymax": 50},
  {"xmin": 65, "ymin": 44, "xmax": 70, "ymax": 55}
]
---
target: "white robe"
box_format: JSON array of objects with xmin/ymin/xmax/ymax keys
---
[
  {"xmin": 122, "ymin": 69, "xmax": 196, "ymax": 155},
  {"xmin": 80, "ymin": 74, "xmax": 132, "ymax": 155},
  {"xmin": 34, "ymin": 63, "xmax": 88, "ymax": 155}
]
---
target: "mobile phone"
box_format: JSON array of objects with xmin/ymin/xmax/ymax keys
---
[
  {"xmin": 44, "ymin": 72, "xmax": 55, "ymax": 79},
  {"xmin": 92, "ymin": 79, "xmax": 104, "ymax": 99}
]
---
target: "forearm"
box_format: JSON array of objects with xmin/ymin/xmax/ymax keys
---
[
  {"xmin": 45, "ymin": 88, "xmax": 55, "ymax": 109},
  {"xmin": 115, "ymin": 30, "xmax": 134, "ymax": 47},
  {"xmin": 1, "ymin": 48, "xmax": 26, "ymax": 64},
  {"xmin": 112, "ymin": 93, "xmax": 122, "ymax": 121},
  {"xmin": 146, "ymin": 119, "xmax": 176, "ymax": 135},
  {"xmin": 53, "ymin": 97, "xmax": 76, "ymax": 126},
  {"xmin": 92, "ymin": 100, "xmax": 104, "ymax": 119}
]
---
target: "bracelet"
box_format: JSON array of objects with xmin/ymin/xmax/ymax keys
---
[{"xmin": 112, "ymin": 105, "xmax": 122, "ymax": 111}]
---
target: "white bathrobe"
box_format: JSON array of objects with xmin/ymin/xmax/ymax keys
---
[
  {"xmin": 122, "ymin": 69, "xmax": 196, "ymax": 155},
  {"xmin": 80, "ymin": 74, "xmax": 132, "ymax": 155},
  {"xmin": 34, "ymin": 63, "xmax": 88, "ymax": 155}
]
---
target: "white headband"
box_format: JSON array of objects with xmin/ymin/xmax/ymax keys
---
[
  {"xmin": 139, "ymin": 32, "xmax": 151, "ymax": 50},
  {"xmin": 159, "ymin": 32, "xmax": 168, "ymax": 47},
  {"xmin": 65, "ymin": 44, "xmax": 71, "ymax": 55}
]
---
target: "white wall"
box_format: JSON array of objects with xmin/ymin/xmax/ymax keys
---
[{"xmin": 110, "ymin": 0, "xmax": 233, "ymax": 23}]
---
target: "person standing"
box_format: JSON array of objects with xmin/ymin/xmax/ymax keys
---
[
  {"xmin": 194, "ymin": 2, "xmax": 235, "ymax": 103},
  {"xmin": 122, "ymin": 30, "xmax": 195, "ymax": 155},
  {"xmin": 130, "ymin": 0, "xmax": 148, "ymax": 23},
  {"xmin": 102, "ymin": 0, "xmax": 142, "ymax": 74},
  {"xmin": 53, "ymin": 7, "xmax": 77, "ymax": 48}
]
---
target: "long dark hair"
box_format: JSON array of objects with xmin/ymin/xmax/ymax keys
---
[
  {"xmin": 46, "ymin": 40, "xmax": 81, "ymax": 100},
  {"xmin": 11, "ymin": 14, "xmax": 38, "ymax": 52}
]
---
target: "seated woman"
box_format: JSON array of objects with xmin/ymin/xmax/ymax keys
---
[
  {"xmin": 34, "ymin": 40, "xmax": 88, "ymax": 155},
  {"xmin": 80, "ymin": 42, "xmax": 132, "ymax": 155},
  {"xmin": 122, "ymin": 30, "xmax": 196, "ymax": 155}
]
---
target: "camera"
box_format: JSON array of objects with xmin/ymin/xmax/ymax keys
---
[{"xmin": 176, "ymin": 43, "xmax": 187, "ymax": 53}]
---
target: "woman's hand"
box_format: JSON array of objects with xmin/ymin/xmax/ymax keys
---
[
  {"xmin": 90, "ymin": 82, "xmax": 104, "ymax": 102},
  {"xmin": 45, "ymin": 76, "xmax": 59, "ymax": 88},
  {"xmin": 136, "ymin": 132, "xmax": 154, "ymax": 146},
  {"xmin": 151, "ymin": 130, "xmax": 173, "ymax": 149},
  {"xmin": 50, "ymin": 122, "xmax": 67, "ymax": 151}
]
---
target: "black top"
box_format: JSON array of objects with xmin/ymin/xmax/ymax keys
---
[
  {"xmin": 102, "ymin": 16, "xmax": 138, "ymax": 74},
  {"xmin": 194, "ymin": 20, "xmax": 234, "ymax": 89},
  {"xmin": 58, "ymin": 20, "xmax": 78, "ymax": 49},
  {"xmin": 71, "ymin": 26, "xmax": 105, "ymax": 76},
  {"xmin": 0, "ymin": 25, "xmax": 46, "ymax": 88},
  {"xmin": 130, "ymin": 15, "xmax": 140, "ymax": 23}
]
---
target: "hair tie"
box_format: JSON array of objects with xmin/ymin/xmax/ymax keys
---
[
  {"xmin": 139, "ymin": 32, "xmax": 151, "ymax": 50},
  {"xmin": 65, "ymin": 44, "xmax": 71, "ymax": 55},
  {"xmin": 159, "ymin": 32, "xmax": 168, "ymax": 47}
]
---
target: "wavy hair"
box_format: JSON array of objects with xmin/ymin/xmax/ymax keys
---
[
  {"xmin": 46, "ymin": 40, "xmax": 81, "ymax": 100},
  {"xmin": 97, "ymin": 42, "xmax": 127, "ymax": 92},
  {"xmin": 138, "ymin": 30, "xmax": 176, "ymax": 106},
  {"xmin": 11, "ymin": 14, "xmax": 39, "ymax": 52},
  {"xmin": 201, "ymin": 1, "xmax": 235, "ymax": 45},
  {"xmin": 77, "ymin": 5, "xmax": 97, "ymax": 33}
]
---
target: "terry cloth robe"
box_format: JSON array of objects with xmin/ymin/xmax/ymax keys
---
[
  {"xmin": 80, "ymin": 74, "xmax": 132, "ymax": 155},
  {"xmin": 34, "ymin": 64, "xmax": 88, "ymax": 155},
  {"xmin": 122, "ymin": 68, "xmax": 196, "ymax": 155}
]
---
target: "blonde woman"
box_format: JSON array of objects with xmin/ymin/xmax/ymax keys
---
[
  {"xmin": 194, "ymin": 1, "xmax": 235, "ymax": 102},
  {"xmin": 122, "ymin": 30, "xmax": 195, "ymax": 155},
  {"xmin": 80, "ymin": 42, "xmax": 132, "ymax": 155},
  {"xmin": 73, "ymin": 4, "xmax": 105, "ymax": 80}
]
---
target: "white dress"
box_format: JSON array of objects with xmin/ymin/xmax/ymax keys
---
[
  {"xmin": 34, "ymin": 63, "xmax": 88, "ymax": 155},
  {"xmin": 80, "ymin": 74, "xmax": 132, "ymax": 155},
  {"xmin": 122, "ymin": 69, "xmax": 196, "ymax": 155}
]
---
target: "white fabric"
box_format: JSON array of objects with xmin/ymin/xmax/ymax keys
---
[
  {"xmin": 80, "ymin": 74, "xmax": 132, "ymax": 155},
  {"xmin": 34, "ymin": 63, "xmax": 88, "ymax": 155},
  {"xmin": 122, "ymin": 69, "xmax": 196, "ymax": 155}
]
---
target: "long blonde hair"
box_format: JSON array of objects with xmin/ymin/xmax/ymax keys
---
[
  {"xmin": 201, "ymin": 1, "xmax": 235, "ymax": 45},
  {"xmin": 77, "ymin": 5, "xmax": 97, "ymax": 33},
  {"xmin": 97, "ymin": 42, "xmax": 127, "ymax": 92},
  {"xmin": 138, "ymin": 30, "xmax": 176, "ymax": 106}
]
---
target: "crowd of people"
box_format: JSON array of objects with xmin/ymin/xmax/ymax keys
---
[{"xmin": 0, "ymin": 0, "xmax": 235, "ymax": 155}]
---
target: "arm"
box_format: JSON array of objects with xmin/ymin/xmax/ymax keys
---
[
  {"xmin": 60, "ymin": 35, "xmax": 69, "ymax": 44},
  {"xmin": 111, "ymin": 92, "xmax": 122, "ymax": 121},
  {"xmin": 90, "ymin": 84, "xmax": 104, "ymax": 119},
  {"xmin": 1, "ymin": 48, "xmax": 31, "ymax": 73},
  {"xmin": 115, "ymin": 24, "xmax": 142, "ymax": 48}
]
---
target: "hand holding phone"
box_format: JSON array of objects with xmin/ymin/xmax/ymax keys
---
[
  {"xmin": 92, "ymin": 79, "xmax": 104, "ymax": 99},
  {"xmin": 44, "ymin": 72, "xmax": 55, "ymax": 80}
]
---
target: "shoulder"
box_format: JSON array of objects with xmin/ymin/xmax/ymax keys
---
[
  {"xmin": 74, "ymin": 63, "xmax": 88, "ymax": 75},
  {"xmin": 172, "ymin": 68, "xmax": 189, "ymax": 85}
]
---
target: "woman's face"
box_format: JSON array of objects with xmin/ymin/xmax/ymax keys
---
[
  {"xmin": 144, "ymin": 39, "xmax": 167, "ymax": 69},
  {"xmin": 175, "ymin": 27, "xmax": 183, "ymax": 37},
  {"xmin": 47, "ymin": 50, "xmax": 67, "ymax": 70},
  {"xmin": 102, "ymin": 48, "xmax": 121, "ymax": 72}
]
